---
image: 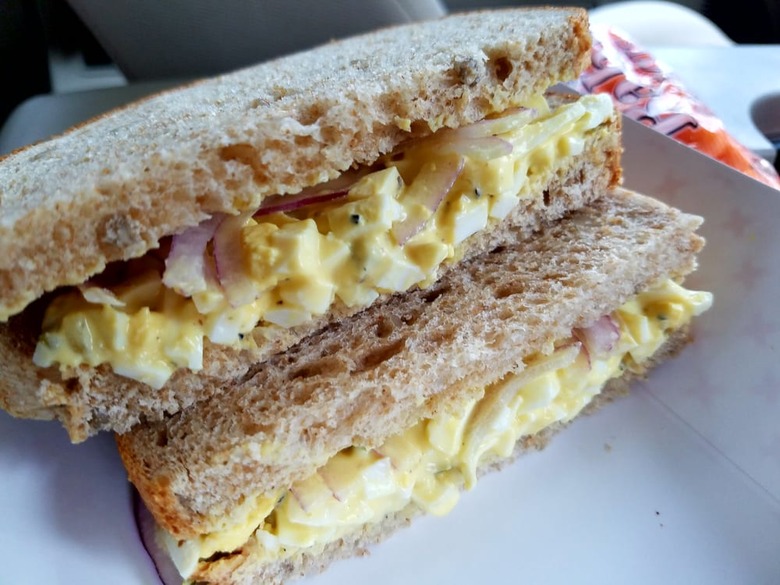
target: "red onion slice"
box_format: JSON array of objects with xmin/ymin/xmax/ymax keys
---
[
  {"xmin": 254, "ymin": 189, "xmax": 350, "ymax": 218},
  {"xmin": 454, "ymin": 107, "xmax": 537, "ymax": 139},
  {"xmin": 163, "ymin": 215, "xmax": 223, "ymax": 296},
  {"xmin": 391, "ymin": 156, "xmax": 464, "ymax": 245},
  {"xmin": 213, "ymin": 212, "xmax": 258, "ymax": 307},
  {"xmin": 423, "ymin": 108, "xmax": 539, "ymax": 161},
  {"xmin": 133, "ymin": 490, "xmax": 182, "ymax": 585},
  {"xmin": 390, "ymin": 107, "xmax": 534, "ymax": 163},
  {"xmin": 254, "ymin": 168, "xmax": 370, "ymax": 218},
  {"xmin": 572, "ymin": 314, "xmax": 621, "ymax": 367},
  {"xmin": 390, "ymin": 107, "xmax": 535, "ymax": 162},
  {"xmin": 78, "ymin": 285, "xmax": 125, "ymax": 307},
  {"xmin": 316, "ymin": 468, "xmax": 344, "ymax": 503},
  {"xmin": 289, "ymin": 486, "xmax": 312, "ymax": 513},
  {"xmin": 438, "ymin": 135, "xmax": 513, "ymax": 161}
]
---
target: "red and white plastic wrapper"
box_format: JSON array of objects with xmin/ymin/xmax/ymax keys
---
[{"xmin": 576, "ymin": 25, "xmax": 780, "ymax": 190}]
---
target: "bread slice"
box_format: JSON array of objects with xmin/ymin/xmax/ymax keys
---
[
  {"xmin": 117, "ymin": 187, "xmax": 706, "ymax": 544},
  {"xmin": 0, "ymin": 8, "xmax": 591, "ymax": 322},
  {"xmin": 0, "ymin": 95, "xmax": 621, "ymax": 441}
]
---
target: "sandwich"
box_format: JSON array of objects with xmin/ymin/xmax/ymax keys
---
[
  {"xmin": 0, "ymin": 8, "xmax": 622, "ymax": 442},
  {"xmin": 118, "ymin": 186, "xmax": 712, "ymax": 584},
  {"xmin": 0, "ymin": 8, "xmax": 713, "ymax": 584}
]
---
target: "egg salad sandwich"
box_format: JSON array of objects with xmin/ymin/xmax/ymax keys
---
[
  {"xmin": 0, "ymin": 8, "xmax": 623, "ymax": 441},
  {"xmin": 118, "ymin": 186, "xmax": 712, "ymax": 585}
]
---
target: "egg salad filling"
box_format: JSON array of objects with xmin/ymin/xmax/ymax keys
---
[
  {"xmin": 33, "ymin": 93, "xmax": 614, "ymax": 388},
  {"xmin": 162, "ymin": 279, "xmax": 712, "ymax": 579}
]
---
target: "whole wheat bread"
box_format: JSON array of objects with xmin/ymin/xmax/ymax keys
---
[
  {"xmin": 0, "ymin": 8, "xmax": 591, "ymax": 322},
  {"xmin": 0, "ymin": 98, "xmax": 621, "ymax": 441},
  {"xmin": 0, "ymin": 9, "xmax": 615, "ymax": 441},
  {"xmin": 117, "ymin": 188, "xmax": 705, "ymax": 540},
  {"xmin": 183, "ymin": 326, "xmax": 692, "ymax": 585}
]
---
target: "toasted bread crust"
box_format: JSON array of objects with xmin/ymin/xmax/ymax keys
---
[
  {"xmin": 117, "ymin": 188, "xmax": 705, "ymax": 539},
  {"xmin": 0, "ymin": 108, "xmax": 621, "ymax": 441},
  {"xmin": 0, "ymin": 8, "xmax": 591, "ymax": 321}
]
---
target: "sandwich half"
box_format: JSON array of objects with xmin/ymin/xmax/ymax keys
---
[
  {"xmin": 0, "ymin": 8, "xmax": 623, "ymax": 441},
  {"xmin": 118, "ymin": 187, "xmax": 712, "ymax": 585}
]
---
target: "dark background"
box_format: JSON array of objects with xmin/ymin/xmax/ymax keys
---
[{"xmin": 1, "ymin": 0, "xmax": 778, "ymax": 128}]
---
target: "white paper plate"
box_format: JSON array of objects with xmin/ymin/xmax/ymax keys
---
[{"xmin": 2, "ymin": 118, "xmax": 779, "ymax": 585}]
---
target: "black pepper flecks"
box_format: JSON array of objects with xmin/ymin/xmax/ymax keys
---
[{"xmin": 350, "ymin": 214, "xmax": 361, "ymax": 225}]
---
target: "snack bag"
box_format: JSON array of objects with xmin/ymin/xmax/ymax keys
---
[{"xmin": 577, "ymin": 25, "xmax": 780, "ymax": 189}]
